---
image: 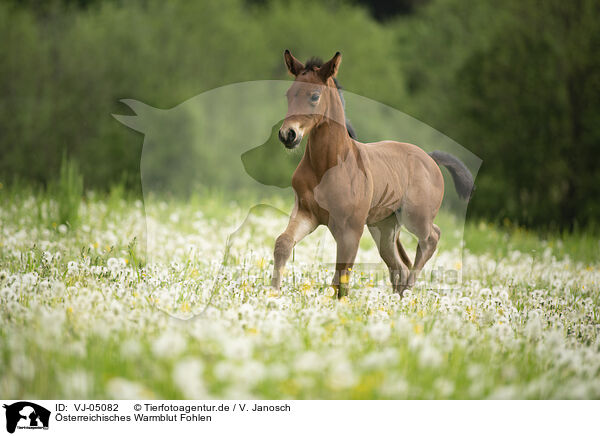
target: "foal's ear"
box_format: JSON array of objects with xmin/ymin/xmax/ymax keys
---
[
  {"xmin": 284, "ymin": 50, "xmax": 304, "ymax": 76},
  {"xmin": 318, "ymin": 52, "xmax": 341, "ymax": 82}
]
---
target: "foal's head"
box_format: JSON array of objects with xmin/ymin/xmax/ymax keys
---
[{"xmin": 279, "ymin": 50, "xmax": 344, "ymax": 149}]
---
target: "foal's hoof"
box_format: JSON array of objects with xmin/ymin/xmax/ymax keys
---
[
  {"xmin": 327, "ymin": 284, "xmax": 348, "ymax": 299},
  {"xmin": 395, "ymin": 284, "xmax": 411, "ymax": 298}
]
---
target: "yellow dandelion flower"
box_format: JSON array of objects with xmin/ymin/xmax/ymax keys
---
[
  {"xmin": 325, "ymin": 287, "xmax": 336, "ymax": 297},
  {"xmin": 300, "ymin": 282, "xmax": 312, "ymax": 295}
]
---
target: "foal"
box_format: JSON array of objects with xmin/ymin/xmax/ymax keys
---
[{"xmin": 271, "ymin": 50, "xmax": 473, "ymax": 296}]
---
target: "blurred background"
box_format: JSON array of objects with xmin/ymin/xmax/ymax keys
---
[{"xmin": 1, "ymin": 0, "xmax": 599, "ymax": 230}]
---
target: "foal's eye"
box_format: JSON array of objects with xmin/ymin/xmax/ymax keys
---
[{"xmin": 310, "ymin": 93, "xmax": 320, "ymax": 103}]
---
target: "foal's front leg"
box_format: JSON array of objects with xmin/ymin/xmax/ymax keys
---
[
  {"xmin": 271, "ymin": 208, "xmax": 318, "ymax": 290},
  {"xmin": 329, "ymin": 224, "xmax": 364, "ymax": 298}
]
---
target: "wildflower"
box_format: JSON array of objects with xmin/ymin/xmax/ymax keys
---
[
  {"xmin": 434, "ymin": 378, "xmax": 454, "ymax": 397},
  {"xmin": 255, "ymin": 258, "xmax": 267, "ymax": 269},
  {"xmin": 525, "ymin": 317, "xmax": 543, "ymax": 341},
  {"xmin": 173, "ymin": 358, "xmax": 206, "ymax": 399},
  {"xmin": 67, "ymin": 261, "xmax": 79, "ymax": 275},
  {"xmin": 60, "ymin": 370, "xmax": 93, "ymax": 397},
  {"xmin": 107, "ymin": 378, "xmax": 154, "ymax": 399},
  {"xmin": 419, "ymin": 343, "xmax": 443, "ymax": 368},
  {"xmin": 294, "ymin": 351, "xmax": 323, "ymax": 373},
  {"xmin": 152, "ymin": 331, "xmax": 187, "ymax": 358},
  {"xmin": 239, "ymin": 303, "xmax": 254, "ymax": 318},
  {"xmin": 367, "ymin": 321, "xmax": 391, "ymax": 343},
  {"xmin": 107, "ymin": 257, "xmax": 121, "ymax": 272},
  {"xmin": 328, "ymin": 360, "xmax": 357, "ymax": 390}
]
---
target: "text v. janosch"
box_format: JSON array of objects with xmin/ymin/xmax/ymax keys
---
[{"xmin": 143, "ymin": 403, "xmax": 292, "ymax": 412}]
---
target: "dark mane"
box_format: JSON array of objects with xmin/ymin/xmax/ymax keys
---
[
  {"xmin": 304, "ymin": 56, "xmax": 357, "ymax": 139},
  {"xmin": 304, "ymin": 57, "xmax": 324, "ymax": 71}
]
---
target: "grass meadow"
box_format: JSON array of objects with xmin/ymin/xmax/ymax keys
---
[{"xmin": 1, "ymin": 178, "xmax": 599, "ymax": 399}]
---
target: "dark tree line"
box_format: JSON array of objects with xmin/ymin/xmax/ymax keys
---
[{"xmin": 1, "ymin": 0, "xmax": 598, "ymax": 229}]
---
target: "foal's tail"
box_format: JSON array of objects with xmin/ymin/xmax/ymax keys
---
[{"xmin": 429, "ymin": 151, "xmax": 474, "ymax": 200}]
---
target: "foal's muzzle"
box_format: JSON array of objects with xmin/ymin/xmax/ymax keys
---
[{"xmin": 278, "ymin": 127, "xmax": 302, "ymax": 149}]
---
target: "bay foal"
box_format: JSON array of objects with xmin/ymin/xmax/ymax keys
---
[{"xmin": 271, "ymin": 50, "xmax": 473, "ymax": 297}]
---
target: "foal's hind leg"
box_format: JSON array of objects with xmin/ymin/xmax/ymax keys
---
[
  {"xmin": 396, "ymin": 237, "xmax": 412, "ymax": 270},
  {"xmin": 406, "ymin": 223, "xmax": 440, "ymax": 288},
  {"xmin": 368, "ymin": 216, "xmax": 410, "ymax": 295}
]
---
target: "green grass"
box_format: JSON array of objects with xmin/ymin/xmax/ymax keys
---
[
  {"xmin": 48, "ymin": 153, "xmax": 84, "ymax": 229},
  {"xmin": 464, "ymin": 219, "xmax": 599, "ymax": 265},
  {"xmin": 0, "ymin": 186, "xmax": 599, "ymax": 399}
]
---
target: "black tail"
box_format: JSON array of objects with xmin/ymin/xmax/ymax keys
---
[{"xmin": 429, "ymin": 151, "xmax": 474, "ymax": 200}]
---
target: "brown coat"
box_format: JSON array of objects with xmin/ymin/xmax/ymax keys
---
[{"xmin": 272, "ymin": 51, "xmax": 472, "ymax": 296}]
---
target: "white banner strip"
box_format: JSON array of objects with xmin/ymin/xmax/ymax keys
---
[{"xmin": 0, "ymin": 400, "xmax": 596, "ymax": 436}]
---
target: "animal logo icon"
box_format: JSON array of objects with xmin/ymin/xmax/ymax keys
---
[{"xmin": 3, "ymin": 402, "xmax": 50, "ymax": 433}]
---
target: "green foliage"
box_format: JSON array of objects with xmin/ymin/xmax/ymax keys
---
[
  {"xmin": 49, "ymin": 152, "xmax": 84, "ymax": 228},
  {"xmin": 0, "ymin": 0, "xmax": 401, "ymax": 189},
  {"xmin": 396, "ymin": 0, "xmax": 600, "ymax": 228},
  {"xmin": 1, "ymin": 0, "xmax": 599, "ymax": 229}
]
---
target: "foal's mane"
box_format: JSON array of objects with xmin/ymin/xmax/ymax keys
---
[
  {"xmin": 304, "ymin": 57, "xmax": 324, "ymax": 71},
  {"xmin": 303, "ymin": 57, "xmax": 357, "ymax": 139}
]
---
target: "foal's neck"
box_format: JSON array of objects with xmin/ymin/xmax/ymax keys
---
[{"xmin": 306, "ymin": 95, "xmax": 353, "ymax": 179}]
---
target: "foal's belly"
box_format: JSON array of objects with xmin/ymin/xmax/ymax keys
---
[
  {"xmin": 366, "ymin": 204, "xmax": 402, "ymax": 225},
  {"xmin": 365, "ymin": 160, "xmax": 406, "ymax": 224}
]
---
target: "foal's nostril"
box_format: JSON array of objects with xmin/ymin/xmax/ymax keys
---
[{"xmin": 279, "ymin": 128, "xmax": 297, "ymax": 145}]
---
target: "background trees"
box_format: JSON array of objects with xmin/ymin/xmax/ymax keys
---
[{"xmin": 1, "ymin": 0, "xmax": 598, "ymax": 229}]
